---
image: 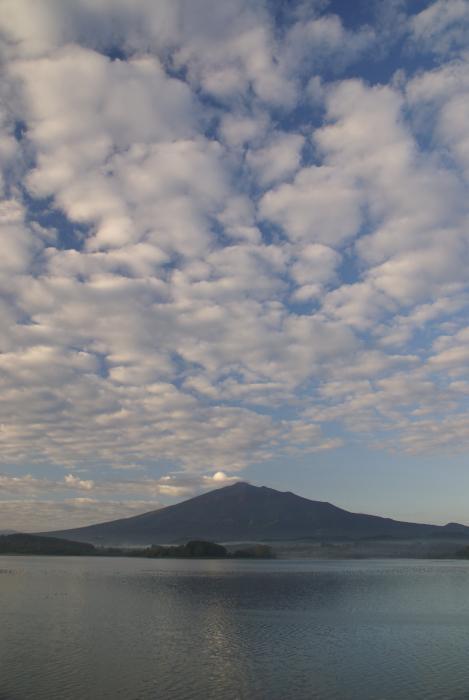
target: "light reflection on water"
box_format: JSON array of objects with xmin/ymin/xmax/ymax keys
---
[{"xmin": 1, "ymin": 557, "xmax": 469, "ymax": 699}]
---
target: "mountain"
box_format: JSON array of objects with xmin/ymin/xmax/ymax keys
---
[{"xmin": 40, "ymin": 482, "xmax": 469, "ymax": 546}]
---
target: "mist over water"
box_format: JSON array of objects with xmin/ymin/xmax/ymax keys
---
[{"xmin": 1, "ymin": 557, "xmax": 469, "ymax": 699}]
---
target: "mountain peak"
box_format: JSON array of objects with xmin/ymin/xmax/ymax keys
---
[
  {"xmin": 224, "ymin": 481, "xmax": 254, "ymax": 490},
  {"xmin": 222, "ymin": 481, "xmax": 280, "ymax": 492},
  {"xmin": 41, "ymin": 482, "xmax": 469, "ymax": 547}
]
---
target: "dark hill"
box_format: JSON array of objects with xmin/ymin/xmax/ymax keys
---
[
  {"xmin": 0, "ymin": 533, "xmax": 96, "ymax": 555},
  {"xmin": 40, "ymin": 482, "xmax": 469, "ymax": 546}
]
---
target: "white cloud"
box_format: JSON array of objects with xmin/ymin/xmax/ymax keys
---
[
  {"xmin": 0, "ymin": 499, "xmax": 161, "ymax": 533},
  {"xmin": 259, "ymin": 165, "xmax": 361, "ymax": 246},
  {"xmin": 282, "ymin": 13, "xmax": 375, "ymax": 74},
  {"xmin": 407, "ymin": 57, "xmax": 469, "ymax": 182},
  {"xmin": 1, "ymin": 0, "xmax": 469, "ymax": 531},
  {"xmin": 0, "ymin": 469, "xmax": 244, "ymax": 530},
  {"xmin": 64, "ymin": 474, "xmax": 95, "ymax": 491},
  {"xmin": 411, "ymin": 0, "xmax": 469, "ymax": 57},
  {"xmin": 219, "ymin": 112, "xmax": 270, "ymax": 149},
  {"xmin": 289, "ymin": 244, "xmax": 341, "ymax": 302},
  {"xmin": 246, "ymin": 132, "xmax": 305, "ymax": 186}
]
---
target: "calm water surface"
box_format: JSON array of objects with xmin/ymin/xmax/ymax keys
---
[{"xmin": 1, "ymin": 557, "xmax": 469, "ymax": 699}]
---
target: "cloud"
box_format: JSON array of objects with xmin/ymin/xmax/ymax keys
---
[
  {"xmin": 411, "ymin": 0, "xmax": 469, "ymax": 57},
  {"xmin": 64, "ymin": 474, "xmax": 95, "ymax": 491},
  {"xmin": 282, "ymin": 12, "xmax": 375, "ymax": 75},
  {"xmin": 246, "ymin": 132, "xmax": 304, "ymax": 187},
  {"xmin": 1, "ymin": 0, "xmax": 297, "ymax": 105},
  {"xmin": 407, "ymin": 57, "xmax": 469, "ymax": 182},
  {"xmin": 1, "ymin": 0, "xmax": 469, "ymax": 531},
  {"xmin": 260, "ymin": 164, "xmax": 361, "ymax": 246},
  {"xmin": 0, "ymin": 469, "xmax": 244, "ymax": 529},
  {"xmin": 0, "ymin": 499, "xmax": 161, "ymax": 533}
]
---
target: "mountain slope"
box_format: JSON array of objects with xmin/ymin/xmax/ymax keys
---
[{"xmin": 40, "ymin": 482, "xmax": 469, "ymax": 546}]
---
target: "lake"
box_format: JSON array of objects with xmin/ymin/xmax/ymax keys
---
[{"xmin": 1, "ymin": 557, "xmax": 469, "ymax": 699}]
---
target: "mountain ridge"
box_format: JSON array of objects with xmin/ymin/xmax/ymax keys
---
[{"xmin": 39, "ymin": 481, "xmax": 469, "ymax": 546}]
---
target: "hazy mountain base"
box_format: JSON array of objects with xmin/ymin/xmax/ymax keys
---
[
  {"xmin": 91, "ymin": 537, "xmax": 469, "ymax": 559},
  {"xmin": 269, "ymin": 537, "xmax": 469, "ymax": 559},
  {"xmin": 2, "ymin": 533, "xmax": 467, "ymax": 559}
]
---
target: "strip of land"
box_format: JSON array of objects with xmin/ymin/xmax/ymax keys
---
[{"xmin": 0, "ymin": 533, "xmax": 274, "ymax": 558}]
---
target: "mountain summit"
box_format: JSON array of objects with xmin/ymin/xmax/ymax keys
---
[{"xmin": 41, "ymin": 482, "xmax": 469, "ymax": 546}]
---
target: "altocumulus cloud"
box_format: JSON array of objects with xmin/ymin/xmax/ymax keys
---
[{"xmin": 1, "ymin": 0, "xmax": 469, "ymax": 528}]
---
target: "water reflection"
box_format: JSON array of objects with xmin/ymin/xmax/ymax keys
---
[{"xmin": 1, "ymin": 557, "xmax": 469, "ymax": 699}]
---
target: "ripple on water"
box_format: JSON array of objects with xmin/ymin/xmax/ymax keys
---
[{"xmin": 1, "ymin": 557, "xmax": 469, "ymax": 699}]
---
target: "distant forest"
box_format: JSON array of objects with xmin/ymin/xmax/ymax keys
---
[{"xmin": 0, "ymin": 534, "xmax": 274, "ymax": 559}]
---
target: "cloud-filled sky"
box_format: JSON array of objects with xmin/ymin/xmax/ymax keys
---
[{"xmin": 1, "ymin": 0, "xmax": 469, "ymax": 530}]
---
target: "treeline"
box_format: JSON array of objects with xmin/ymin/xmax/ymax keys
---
[
  {"xmin": 0, "ymin": 534, "xmax": 274, "ymax": 559},
  {"xmin": 0, "ymin": 533, "xmax": 95, "ymax": 555},
  {"xmin": 141, "ymin": 540, "xmax": 274, "ymax": 559}
]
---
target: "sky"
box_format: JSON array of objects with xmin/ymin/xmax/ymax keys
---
[{"xmin": 1, "ymin": 0, "xmax": 469, "ymax": 532}]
